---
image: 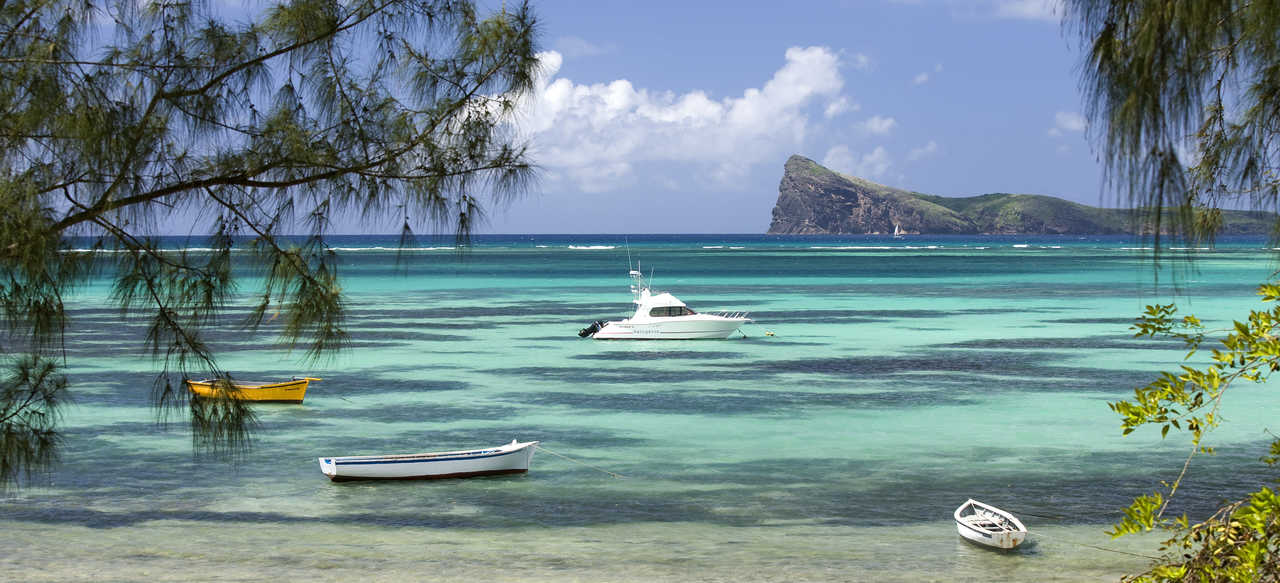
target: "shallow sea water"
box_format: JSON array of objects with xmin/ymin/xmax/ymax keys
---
[
  {"xmin": 5, "ymin": 520, "xmax": 1161, "ymax": 582},
  {"xmin": 3, "ymin": 234, "xmax": 1277, "ymax": 581}
]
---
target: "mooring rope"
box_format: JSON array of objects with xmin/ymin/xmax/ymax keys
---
[
  {"xmin": 1027, "ymin": 530, "xmax": 1162, "ymax": 560},
  {"xmin": 996, "ymin": 506, "xmax": 1161, "ymax": 560},
  {"xmin": 536, "ymin": 445, "xmax": 625, "ymax": 479},
  {"xmin": 1010, "ymin": 510, "xmax": 1064, "ymax": 521}
]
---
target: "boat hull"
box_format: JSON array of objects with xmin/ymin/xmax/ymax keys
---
[
  {"xmin": 955, "ymin": 520, "xmax": 1027, "ymax": 549},
  {"xmin": 319, "ymin": 440, "xmax": 538, "ymax": 482},
  {"xmin": 185, "ymin": 378, "xmax": 314, "ymax": 403},
  {"xmin": 591, "ymin": 316, "xmax": 747, "ymax": 340}
]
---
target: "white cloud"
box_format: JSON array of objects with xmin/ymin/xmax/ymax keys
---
[
  {"xmin": 823, "ymin": 145, "xmax": 892, "ymax": 179},
  {"xmin": 907, "ymin": 140, "xmax": 939, "ymax": 161},
  {"xmin": 993, "ymin": 0, "xmax": 1061, "ymax": 22},
  {"xmin": 822, "ymin": 145, "xmax": 857, "ymax": 175},
  {"xmin": 824, "ymin": 96, "xmax": 859, "ymax": 119},
  {"xmin": 913, "ymin": 63, "xmax": 943, "ymax": 85},
  {"xmin": 1173, "ymin": 139, "xmax": 1203, "ymax": 167},
  {"xmin": 858, "ymin": 115, "xmax": 897, "ymax": 135},
  {"xmin": 858, "ymin": 147, "xmax": 893, "ymax": 179},
  {"xmin": 1048, "ymin": 110, "xmax": 1087, "ymax": 136},
  {"xmin": 517, "ymin": 47, "xmax": 852, "ymax": 192},
  {"xmin": 552, "ymin": 36, "xmax": 613, "ymax": 58},
  {"xmin": 1056, "ymin": 111, "xmax": 1087, "ymax": 131},
  {"xmin": 851, "ymin": 52, "xmax": 873, "ymax": 71}
]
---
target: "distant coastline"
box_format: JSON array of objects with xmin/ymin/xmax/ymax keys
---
[
  {"xmin": 768, "ymin": 155, "xmax": 1277, "ymax": 236},
  {"xmin": 62, "ymin": 232, "xmax": 1277, "ymax": 252}
]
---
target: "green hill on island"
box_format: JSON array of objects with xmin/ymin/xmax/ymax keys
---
[{"xmin": 767, "ymin": 155, "xmax": 1276, "ymax": 235}]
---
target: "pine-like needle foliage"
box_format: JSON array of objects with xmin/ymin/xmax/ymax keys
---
[
  {"xmin": 1067, "ymin": 1, "xmax": 1280, "ymax": 580},
  {"xmin": 1070, "ymin": 0, "xmax": 1280, "ymax": 246},
  {"xmin": 0, "ymin": 0, "xmax": 540, "ymax": 487}
]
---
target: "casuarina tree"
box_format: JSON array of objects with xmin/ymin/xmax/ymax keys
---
[
  {"xmin": 1067, "ymin": 0, "xmax": 1280, "ymax": 579},
  {"xmin": 0, "ymin": 0, "xmax": 540, "ymax": 486}
]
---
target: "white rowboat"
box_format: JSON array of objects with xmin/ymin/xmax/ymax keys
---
[
  {"xmin": 953, "ymin": 498, "xmax": 1027, "ymax": 549},
  {"xmin": 319, "ymin": 440, "xmax": 538, "ymax": 482}
]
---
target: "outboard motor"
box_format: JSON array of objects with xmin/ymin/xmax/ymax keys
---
[{"xmin": 578, "ymin": 320, "xmax": 605, "ymax": 338}]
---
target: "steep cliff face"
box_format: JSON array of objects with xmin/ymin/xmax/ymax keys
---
[
  {"xmin": 766, "ymin": 155, "xmax": 1275, "ymax": 235},
  {"xmin": 768, "ymin": 156, "xmax": 974, "ymax": 235}
]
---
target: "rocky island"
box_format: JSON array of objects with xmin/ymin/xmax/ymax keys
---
[{"xmin": 767, "ymin": 155, "xmax": 1276, "ymax": 235}]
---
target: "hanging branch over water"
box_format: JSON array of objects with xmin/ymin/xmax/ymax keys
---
[
  {"xmin": 1067, "ymin": 1, "xmax": 1280, "ymax": 580},
  {"xmin": 0, "ymin": 0, "xmax": 541, "ymax": 486},
  {"xmin": 1069, "ymin": 0, "xmax": 1280, "ymax": 252}
]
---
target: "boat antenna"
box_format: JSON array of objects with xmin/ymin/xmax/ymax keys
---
[{"xmin": 625, "ymin": 237, "xmax": 632, "ymax": 271}]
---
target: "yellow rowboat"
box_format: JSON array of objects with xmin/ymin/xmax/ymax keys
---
[{"xmin": 185, "ymin": 377, "xmax": 321, "ymax": 404}]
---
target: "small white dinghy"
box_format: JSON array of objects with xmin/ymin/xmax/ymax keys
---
[
  {"xmin": 319, "ymin": 439, "xmax": 538, "ymax": 482},
  {"xmin": 954, "ymin": 498, "xmax": 1028, "ymax": 549}
]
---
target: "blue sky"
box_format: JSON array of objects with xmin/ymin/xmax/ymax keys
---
[{"xmin": 480, "ymin": 0, "xmax": 1103, "ymax": 234}]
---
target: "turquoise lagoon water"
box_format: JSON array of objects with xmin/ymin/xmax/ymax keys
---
[{"xmin": 3, "ymin": 234, "xmax": 1279, "ymax": 581}]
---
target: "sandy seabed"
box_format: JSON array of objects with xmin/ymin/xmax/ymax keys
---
[{"xmin": 2, "ymin": 519, "xmax": 1159, "ymax": 582}]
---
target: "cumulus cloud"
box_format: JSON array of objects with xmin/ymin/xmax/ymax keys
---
[
  {"xmin": 552, "ymin": 36, "xmax": 613, "ymax": 58},
  {"xmin": 1048, "ymin": 110, "xmax": 1087, "ymax": 136},
  {"xmin": 913, "ymin": 63, "xmax": 943, "ymax": 85},
  {"xmin": 907, "ymin": 140, "xmax": 939, "ymax": 161},
  {"xmin": 516, "ymin": 47, "xmax": 852, "ymax": 192},
  {"xmin": 824, "ymin": 96, "xmax": 858, "ymax": 119},
  {"xmin": 851, "ymin": 52, "xmax": 873, "ymax": 71},
  {"xmin": 993, "ymin": 0, "xmax": 1061, "ymax": 22},
  {"xmin": 823, "ymin": 145, "xmax": 892, "ymax": 179},
  {"xmin": 822, "ymin": 145, "xmax": 857, "ymax": 176},
  {"xmin": 858, "ymin": 115, "xmax": 897, "ymax": 135}
]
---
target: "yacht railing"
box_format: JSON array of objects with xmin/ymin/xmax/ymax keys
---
[{"xmin": 711, "ymin": 311, "xmax": 751, "ymax": 320}]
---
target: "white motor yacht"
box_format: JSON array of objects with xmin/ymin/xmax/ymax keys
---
[{"xmin": 579, "ymin": 267, "xmax": 750, "ymax": 340}]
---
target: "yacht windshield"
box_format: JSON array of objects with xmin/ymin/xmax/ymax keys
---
[{"xmin": 649, "ymin": 306, "xmax": 695, "ymax": 317}]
